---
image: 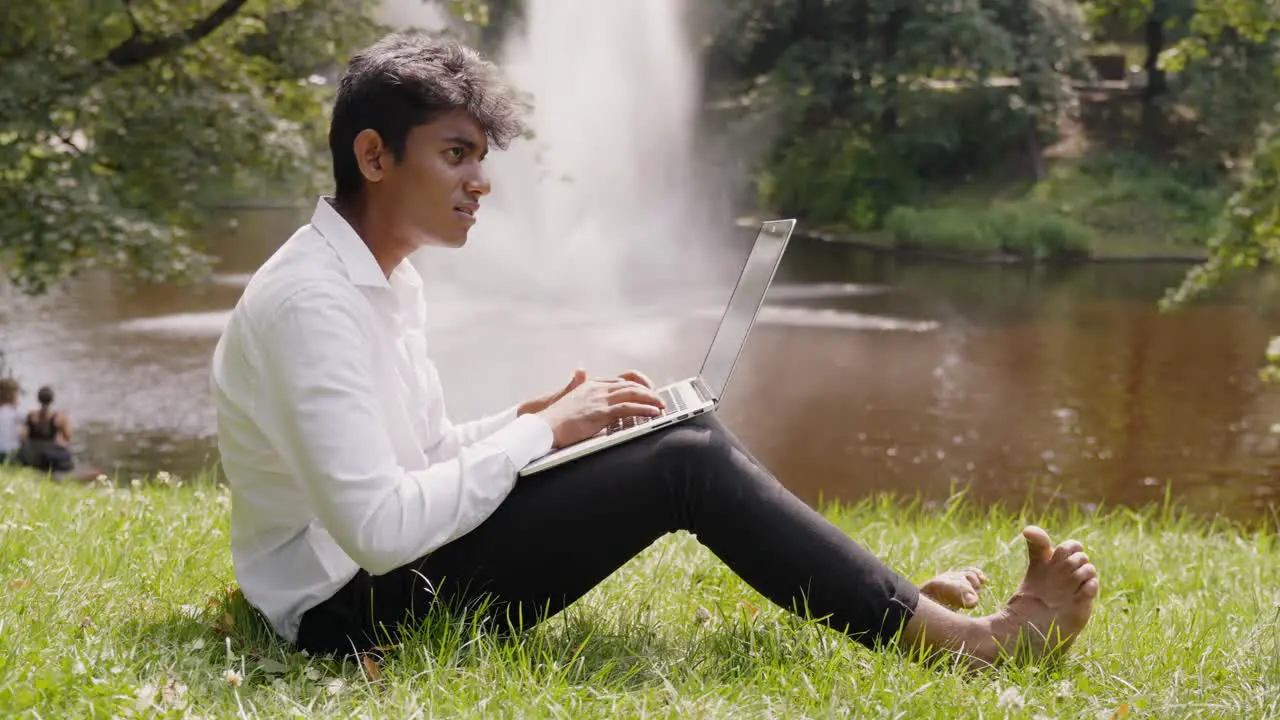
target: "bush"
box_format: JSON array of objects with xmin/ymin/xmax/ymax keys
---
[
  {"xmin": 1034, "ymin": 151, "xmax": 1229, "ymax": 247},
  {"xmin": 884, "ymin": 204, "xmax": 1093, "ymax": 260},
  {"xmin": 757, "ymin": 88, "xmax": 1042, "ymax": 231},
  {"xmin": 759, "ymin": 128, "xmax": 920, "ymax": 231},
  {"xmin": 883, "ymin": 207, "xmax": 1001, "ymax": 254}
]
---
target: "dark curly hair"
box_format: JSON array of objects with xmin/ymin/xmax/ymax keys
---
[{"xmin": 329, "ymin": 32, "xmax": 526, "ymax": 200}]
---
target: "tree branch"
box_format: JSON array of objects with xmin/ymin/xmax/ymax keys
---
[
  {"xmin": 122, "ymin": 0, "xmax": 144, "ymax": 40},
  {"xmin": 98, "ymin": 0, "xmax": 251, "ymax": 71}
]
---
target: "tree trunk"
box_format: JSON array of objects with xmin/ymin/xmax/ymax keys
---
[
  {"xmin": 1026, "ymin": 118, "xmax": 1046, "ymax": 182},
  {"xmin": 1141, "ymin": 13, "xmax": 1167, "ymax": 141},
  {"xmin": 878, "ymin": 6, "xmax": 908, "ymax": 134}
]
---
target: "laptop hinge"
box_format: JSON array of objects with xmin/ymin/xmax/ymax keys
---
[{"xmin": 692, "ymin": 376, "xmax": 716, "ymax": 403}]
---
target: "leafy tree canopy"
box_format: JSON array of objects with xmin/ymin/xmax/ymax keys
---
[{"xmin": 0, "ymin": 0, "xmax": 486, "ymax": 294}]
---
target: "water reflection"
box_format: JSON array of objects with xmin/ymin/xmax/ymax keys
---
[{"xmin": 3, "ymin": 211, "xmax": 1278, "ymax": 521}]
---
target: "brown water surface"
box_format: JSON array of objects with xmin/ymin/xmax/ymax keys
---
[{"xmin": 3, "ymin": 209, "xmax": 1278, "ymax": 521}]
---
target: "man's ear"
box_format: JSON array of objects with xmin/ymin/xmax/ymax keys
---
[{"xmin": 352, "ymin": 129, "xmax": 389, "ymax": 185}]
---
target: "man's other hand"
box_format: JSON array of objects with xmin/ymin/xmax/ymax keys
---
[
  {"xmin": 532, "ymin": 372, "xmax": 665, "ymax": 449},
  {"xmin": 517, "ymin": 368, "xmax": 656, "ymax": 417}
]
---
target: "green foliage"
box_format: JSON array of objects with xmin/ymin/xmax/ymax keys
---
[
  {"xmin": 1084, "ymin": 0, "xmax": 1196, "ymax": 36},
  {"xmin": 884, "ymin": 207, "xmax": 1002, "ymax": 254},
  {"xmin": 1175, "ymin": 28, "xmax": 1280, "ymax": 167},
  {"xmin": 759, "ymin": 126, "xmax": 920, "ymax": 231},
  {"xmin": 1036, "ymin": 152, "xmax": 1228, "ymax": 247},
  {"xmin": 885, "ymin": 204, "xmax": 1093, "ymax": 260},
  {"xmin": 712, "ymin": 0, "xmax": 1089, "ymax": 130},
  {"xmin": 1155, "ymin": 0, "xmax": 1280, "ymax": 384},
  {"xmin": 732, "ymin": 0, "xmax": 1089, "ymax": 231},
  {"xmin": 759, "ymin": 84, "xmax": 1051, "ymax": 230},
  {"xmin": 0, "ymin": 0, "xmax": 391, "ymax": 294}
]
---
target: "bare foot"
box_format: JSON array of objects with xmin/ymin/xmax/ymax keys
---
[
  {"xmin": 978, "ymin": 526, "xmax": 1099, "ymax": 663},
  {"xmin": 920, "ymin": 568, "xmax": 988, "ymax": 610}
]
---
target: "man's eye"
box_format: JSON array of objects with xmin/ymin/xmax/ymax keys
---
[{"xmin": 446, "ymin": 147, "xmax": 465, "ymax": 160}]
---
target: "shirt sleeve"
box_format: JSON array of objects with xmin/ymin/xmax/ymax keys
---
[
  {"xmin": 252, "ymin": 285, "xmax": 550, "ymax": 575},
  {"xmin": 427, "ymin": 405, "xmax": 519, "ymax": 463}
]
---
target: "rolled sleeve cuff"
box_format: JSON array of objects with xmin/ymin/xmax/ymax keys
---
[{"xmin": 486, "ymin": 412, "xmax": 554, "ymax": 469}]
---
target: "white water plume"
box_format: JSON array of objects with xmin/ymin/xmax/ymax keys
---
[{"xmin": 396, "ymin": 0, "xmax": 740, "ymax": 310}]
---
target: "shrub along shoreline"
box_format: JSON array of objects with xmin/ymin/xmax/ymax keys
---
[{"xmin": 788, "ymin": 221, "xmax": 1210, "ymax": 264}]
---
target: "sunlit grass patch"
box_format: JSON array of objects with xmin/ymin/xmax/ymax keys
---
[{"xmin": 1, "ymin": 467, "xmax": 1276, "ymax": 718}]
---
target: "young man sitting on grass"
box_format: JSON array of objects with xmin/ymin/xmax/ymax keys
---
[{"xmin": 210, "ymin": 32, "xmax": 1099, "ymax": 666}]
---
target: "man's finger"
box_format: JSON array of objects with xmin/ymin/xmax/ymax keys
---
[
  {"xmin": 608, "ymin": 402, "xmax": 663, "ymax": 419},
  {"xmin": 607, "ymin": 386, "xmax": 665, "ymax": 409},
  {"xmin": 563, "ymin": 368, "xmax": 588, "ymax": 392},
  {"xmin": 617, "ymin": 370, "xmax": 654, "ymax": 389}
]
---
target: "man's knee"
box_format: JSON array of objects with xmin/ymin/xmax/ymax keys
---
[{"xmin": 648, "ymin": 414, "xmax": 733, "ymax": 473}]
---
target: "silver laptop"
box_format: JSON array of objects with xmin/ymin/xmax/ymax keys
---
[{"xmin": 520, "ymin": 219, "xmax": 796, "ymax": 476}]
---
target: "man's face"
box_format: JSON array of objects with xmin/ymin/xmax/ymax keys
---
[{"xmin": 381, "ymin": 108, "xmax": 491, "ymax": 249}]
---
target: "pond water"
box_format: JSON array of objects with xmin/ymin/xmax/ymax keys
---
[{"xmin": 4, "ymin": 208, "xmax": 1279, "ymax": 522}]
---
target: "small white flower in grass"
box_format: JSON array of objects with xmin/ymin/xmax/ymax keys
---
[
  {"xmin": 271, "ymin": 678, "xmax": 288, "ymax": 693},
  {"xmin": 997, "ymin": 686, "xmax": 1025, "ymax": 709},
  {"xmin": 2, "ymin": 485, "xmax": 15, "ymax": 496},
  {"xmin": 131, "ymin": 478, "xmax": 142, "ymax": 489},
  {"xmin": 71, "ymin": 660, "xmax": 86, "ymax": 675},
  {"xmin": 135, "ymin": 684, "xmax": 157, "ymax": 711},
  {"xmin": 304, "ymin": 666, "xmax": 322, "ymax": 682},
  {"xmin": 694, "ymin": 606, "xmax": 713, "ymax": 625},
  {"xmin": 179, "ymin": 605, "xmax": 201, "ymax": 619},
  {"xmin": 156, "ymin": 471, "xmax": 172, "ymax": 485},
  {"xmin": 190, "ymin": 638, "xmax": 206, "ymax": 651},
  {"xmin": 161, "ymin": 680, "xmax": 189, "ymax": 710},
  {"xmin": 95, "ymin": 474, "xmax": 107, "ymax": 484},
  {"xmin": 1055, "ymin": 679, "xmax": 1073, "ymax": 698},
  {"xmin": 324, "ymin": 678, "xmax": 344, "ymax": 696},
  {"xmin": 222, "ymin": 669, "xmax": 243, "ymax": 687}
]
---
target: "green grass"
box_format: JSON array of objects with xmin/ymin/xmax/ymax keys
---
[
  {"xmin": 2, "ymin": 467, "xmax": 1278, "ymax": 718},
  {"xmin": 884, "ymin": 205, "xmax": 1094, "ymax": 261},
  {"xmin": 1029, "ymin": 157, "xmax": 1228, "ymax": 256},
  {"xmin": 797, "ymin": 153, "xmax": 1228, "ymax": 261}
]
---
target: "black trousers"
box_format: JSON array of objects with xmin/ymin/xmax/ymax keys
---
[{"xmin": 295, "ymin": 413, "xmax": 920, "ymax": 656}]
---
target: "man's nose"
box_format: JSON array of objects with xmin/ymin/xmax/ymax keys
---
[{"xmin": 464, "ymin": 166, "xmax": 491, "ymax": 197}]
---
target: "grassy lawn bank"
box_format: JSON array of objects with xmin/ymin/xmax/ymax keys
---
[
  {"xmin": 2, "ymin": 468, "xmax": 1276, "ymax": 718},
  {"xmin": 779, "ymin": 156, "xmax": 1227, "ymax": 263}
]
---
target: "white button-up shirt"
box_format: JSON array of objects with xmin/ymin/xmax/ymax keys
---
[{"xmin": 210, "ymin": 198, "xmax": 553, "ymax": 642}]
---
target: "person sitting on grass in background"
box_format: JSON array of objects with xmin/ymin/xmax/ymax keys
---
[
  {"xmin": 19, "ymin": 386, "xmax": 75, "ymax": 474},
  {"xmin": 0, "ymin": 379, "xmax": 20, "ymax": 465},
  {"xmin": 210, "ymin": 32, "xmax": 1099, "ymax": 668}
]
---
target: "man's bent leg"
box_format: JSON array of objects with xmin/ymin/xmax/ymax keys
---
[{"xmin": 295, "ymin": 413, "xmax": 921, "ymax": 654}]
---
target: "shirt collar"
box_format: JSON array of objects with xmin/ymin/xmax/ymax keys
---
[{"xmin": 310, "ymin": 197, "xmax": 391, "ymax": 290}]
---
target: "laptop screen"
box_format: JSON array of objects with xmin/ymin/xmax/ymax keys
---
[{"xmin": 699, "ymin": 219, "xmax": 796, "ymax": 399}]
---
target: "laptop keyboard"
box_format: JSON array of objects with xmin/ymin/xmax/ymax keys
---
[{"xmin": 606, "ymin": 386, "xmax": 687, "ymax": 435}]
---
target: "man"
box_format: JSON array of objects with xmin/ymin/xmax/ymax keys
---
[{"xmin": 210, "ymin": 33, "xmax": 1098, "ymax": 665}]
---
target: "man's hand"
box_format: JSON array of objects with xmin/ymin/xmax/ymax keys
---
[
  {"xmin": 517, "ymin": 368, "xmax": 656, "ymax": 417},
  {"xmin": 526, "ymin": 369, "xmax": 665, "ymax": 449}
]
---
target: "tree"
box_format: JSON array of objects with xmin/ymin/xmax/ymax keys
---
[
  {"xmin": 0, "ymin": 0, "xmax": 498, "ymax": 296},
  {"xmin": 1158, "ymin": 1, "xmax": 1280, "ymax": 379},
  {"xmin": 707, "ymin": 0, "xmax": 1089, "ymax": 227},
  {"xmin": 0, "ymin": 1, "xmax": 387, "ymax": 294},
  {"xmin": 1161, "ymin": 1, "xmax": 1280, "ymax": 306},
  {"xmin": 1084, "ymin": 1, "xmax": 1196, "ymax": 101}
]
